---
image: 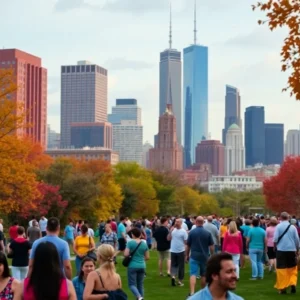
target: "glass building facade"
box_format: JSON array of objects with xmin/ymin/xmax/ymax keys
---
[
  {"xmin": 245, "ymin": 106, "xmax": 265, "ymax": 166},
  {"xmin": 183, "ymin": 45, "xmax": 208, "ymax": 167},
  {"xmin": 265, "ymin": 123, "xmax": 284, "ymax": 165}
]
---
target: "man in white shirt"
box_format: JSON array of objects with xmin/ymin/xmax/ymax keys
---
[
  {"xmin": 39, "ymin": 216, "xmax": 48, "ymax": 237},
  {"xmin": 0, "ymin": 219, "xmax": 3, "ymax": 232},
  {"xmin": 168, "ymin": 218, "xmax": 188, "ymax": 287},
  {"xmin": 85, "ymin": 222, "xmax": 94, "ymax": 237}
]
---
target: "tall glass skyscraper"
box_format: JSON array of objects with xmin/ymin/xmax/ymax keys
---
[
  {"xmin": 265, "ymin": 123, "xmax": 284, "ymax": 165},
  {"xmin": 245, "ymin": 106, "xmax": 265, "ymax": 166},
  {"xmin": 222, "ymin": 85, "xmax": 241, "ymax": 145}
]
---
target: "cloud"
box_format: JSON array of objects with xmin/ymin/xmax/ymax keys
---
[
  {"xmin": 54, "ymin": 0, "xmax": 100, "ymax": 12},
  {"xmin": 103, "ymin": 0, "xmax": 169, "ymax": 13},
  {"xmin": 104, "ymin": 58, "xmax": 154, "ymax": 71}
]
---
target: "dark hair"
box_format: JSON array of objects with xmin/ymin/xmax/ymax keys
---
[
  {"xmin": 131, "ymin": 227, "xmax": 141, "ymax": 238},
  {"xmin": 120, "ymin": 216, "xmax": 126, "ymax": 221},
  {"xmin": 78, "ymin": 220, "xmax": 83, "ymax": 224},
  {"xmin": 28, "ymin": 242, "xmax": 63, "ymax": 300},
  {"xmin": 13, "ymin": 221, "xmax": 18, "ymax": 226},
  {"xmin": 79, "ymin": 257, "xmax": 95, "ymax": 281},
  {"xmin": 206, "ymin": 253, "xmax": 233, "ymax": 285},
  {"xmin": 46, "ymin": 217, "xmax": 60, "ymax": 232},
  {"xmin": 17, "ymin": 226, "xmax": 25, "ymax": 235},
  {"xmin": 160, "ymin": 217, "xmax": 167, "ymax": 225},
  {"xmin": 0, "ymin": 252, "xmax": 10, "ymax": 278},
  {"xmin": 81, "ymin": 224, "xmax": 88, "ymax": 234},
  {"xmin": 252, "ymin": 218, "xmax": 259, "ymax": 227}
]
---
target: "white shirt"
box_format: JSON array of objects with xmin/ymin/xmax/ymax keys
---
[
  {"xmin": 39, "ymin": 218, "xmax": 48, "ymax": 232},
  {"xmin": 0, "ymin": 223, "xmax": 3, "ymax": 232},
  {"xmin": 170, "ymin": 228, "xmax": 188, "ymax": 253},
  {"xmin": 182, "ymin": 222, "xmax": 188, "ymax": 231},
  {"xmin": 88, "ymin": 228, "xmax": 95, "ymax": 237}
]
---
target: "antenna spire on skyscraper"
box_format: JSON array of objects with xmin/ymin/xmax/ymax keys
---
[
  {"xmin": 194, "ymin": 0, "xmax": 197, "ymax": 44},
  {"xmin": 169, "ymin": 1, "xmax": 172, "ymax": 49}
]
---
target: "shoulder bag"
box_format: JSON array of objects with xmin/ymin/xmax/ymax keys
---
[
  {"xmin": 86, "ymin": 236, "xmax": 97, "ymax": 261},
  {"xmin": 122, "ymin": 242, "xmax": 142, "ymax": 267},
  {"xmin": 276, "ymin": 224, "xmax": 291, "ymax": 249}
]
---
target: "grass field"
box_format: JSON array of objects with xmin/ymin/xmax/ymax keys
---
[{"xmin": 79, "ymin": 251, "xmax": 299, "ymax": 300}]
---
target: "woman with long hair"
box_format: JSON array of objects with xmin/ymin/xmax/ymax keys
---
[
  {"xmin": 0, "ymin": 252, "xmax": 21, "ymax": 299},
  {"xmin": 222, "ymin": 221, "xmax": 243, "ymax": 279},
  {"xmin": 74, "ymin": 224, "xmax": 96, "ymax": 274},
  {"xmin": 14, "ymin": 241, "xmax": 76, "ymax": 300},
  {"xmin": 266, "ymin": 217, "xmax": 278, "ymax": 272},
  {"xmin": 219, "ymin": 218, "xmax": 228, "ymax": 250},
  {"xmin": 83, "ymin": 244, "xmax": 126, "ymax": 300},
  {"xmin": 72, "ymin": 257, "xmax": 95, "ymax": 300}
]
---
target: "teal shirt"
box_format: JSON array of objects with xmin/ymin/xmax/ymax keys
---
[
  {"xmin": 240, "ymin": 225, "xmax": 251, "ymax": 238},
  {"xmin": 117, "ymin": 223, "xmax": 126, "ymax": 239},
  {"xmin": 248, "ymin": 227, "xmax": 266, "ymax": 250},
  {"xmin": 127, "ymin": 240, "xmax": 148, "ymax": 269}
]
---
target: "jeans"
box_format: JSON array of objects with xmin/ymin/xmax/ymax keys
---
[
  {"xmin": 11, "ymin": 266, "xmax": 28, "ymax": 280},
  {"xmin": 249, "ymin": 249, "xmax": 264, "ymax": 278},
  {"xmin": 231, "ymin": 254, "xmax": 240, "ymax": 278},
  {"xmin": 171, "ymin": 252, "xmax": 185, "ymax": 281},
  {"xmin": 127, "ymin": 268, "xmax": 145, "ymax": 298},
  {"xmin": 75, "ymin": 256, "xmax": 83, "ymax": 275}
]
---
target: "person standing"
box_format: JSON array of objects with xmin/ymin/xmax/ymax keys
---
[
  {"xmin": 168, "ymin": 218, "xmax": 188, "ymax": 287},
  {"xmin": 186, "ymin": 216, "xmax": 214, "ymax": 297},
  {"xmin": 64, "ymin": 221, "xmax": 75, "ymax": 254},
  {"xmin": 274, "ymin": 212, "xmax": 300, "ymax": 294},
  {"xmin": 8, "ymin": 221, "xmax": 18, "ymax": 242},
  {"xmin": 204, "ymin": 216, "xmax": 220, "ymax": 253},
  {"xmin": 188, "ymin": 253, "xmax": 244, "ymax": 300},
  {"xmin": 27, "ymin": 220, "xmax": 41, "ymax": 245},
  {"xmin": 28, "ymin": 216, "xmax": 37, "ymax": 228},
  {"xmin": 101, "ymin": 224, "xmax": 118, "ymax": 250},
  {"xmin": 117, "ymin": 217, "xmax": 127, "ymax": 257},
  {"xmin": 246, "ymin": 218, "xmax": 267, "ymax": 280},
  {"xmin": 28, "ymin": 217, "xmax": 72, "ymax": 279},
  {"xmin": 153, "ymin": 217, "xmax": 171, "ymax": 277},
  {"xmin": 38, "ymin": 216, "xmax": 48, "ymax": 237},
  {"xmin": 266, "ymin": 217, "xmax": 277, "ymax": 272}
]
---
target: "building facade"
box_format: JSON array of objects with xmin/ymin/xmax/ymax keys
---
[
  {"xmin": 0, "ymin": 49, "xmax": 47, "ymax": 147},
  {"xmin": 47, "ymin": 125, "xmax": 60, "ymax": 149},
  {"xmin": 45, "ymin": 148, "xmax": 119, "ymax": 165},
  {"xmin": 149, "ymin": 104, "xmax": 183, "ymax": 171},
  {"xmin": 204, "ymin": 175, "xmax": 262, "ymax": 193},
  {"xmin": 225, "ymin": 124, "xmax": 245, "ymax": 175},
  {"xmin": 222, "ymin": 85, "xmax": 241, "ymax": 145},
  {"xmin": 285, "ymin": 129, "xmax": 300, "ymax": 157},
  {"xmin": 142, "ymin": 142, "xmax": 153, "ymax": 169},
  {"xmin": 195, "ymin": 140, "xmax": 225, "ymax": 176},
  {"xmin": 245, "ymin": 106, "xmax": 265, "ymax": 166},
  {"xmin": 265, "ymin": 123, "xmax": 284, "ymax": 165},
  {"xmin": 70, "ymin": 122, "xmax": 112, "ymax": 149},
  {"xmin": 60, "ymin": 61, "xmax": 107, "ymax": 148},
  {"xmin": 183, "ymin": 44, "xmax": 208, "ymax": 167},
  {"xmin": 180, "ymin": 164, "xmax": 211, "ymax": 186}
]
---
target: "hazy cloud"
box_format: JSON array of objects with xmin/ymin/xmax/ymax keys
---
[
  {"xmin": 54, "ymin": 0, "xmax": 100, "ymax": 12},
  {"xmin": 48, "ymin": 76, "xmax": 60, "ymax": 95},
  {"xmin": 104, "ymin": 58, "xmax": 154, "ymax": 71}
]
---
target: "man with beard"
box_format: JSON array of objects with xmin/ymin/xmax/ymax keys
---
[{"xmin": 188, "ymin": 253, "xmax": 243, "ymax": 299}]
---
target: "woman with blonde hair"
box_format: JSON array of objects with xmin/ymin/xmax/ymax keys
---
[
  {"xmin": 222, "ymin": 221, "xmax": 243, "ymax": 279},
  {"xmin": 83, "ymin": 244, "xmax": 127, "ymax": 300}
]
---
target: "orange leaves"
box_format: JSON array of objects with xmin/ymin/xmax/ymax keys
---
[{"xmin": 253, "ymin": 0, "xmax": 300, "ymax": 100}]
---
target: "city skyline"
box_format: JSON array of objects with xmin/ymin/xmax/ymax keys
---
[{"xmin": 1, "ymin": 0, "xmax": 299, "ymax": 144}]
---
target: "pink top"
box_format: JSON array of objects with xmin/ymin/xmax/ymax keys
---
[
  {"xmin": 23, "ymin": 278, "xmax": 69, "ymax": 300},
  {"xmin": 266, "ymin": 226, "xmax": 276, "ymax": 247},
  {"xmin": 222, "ymin": 231, "xmax": 243, "ymax": 254}
]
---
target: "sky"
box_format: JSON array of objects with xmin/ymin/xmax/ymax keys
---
[{"xmin": 1, "ymin": 0, "xmax": 299, "ymax": 144}]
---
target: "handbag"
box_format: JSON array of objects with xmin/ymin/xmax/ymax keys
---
[
  {"xmin": 86, "ymin": 236, "xmax": 97, "ymax": 261},
  {"xmin": 122, "ymin": 242, "xmax": 142, "ymax": 267}
]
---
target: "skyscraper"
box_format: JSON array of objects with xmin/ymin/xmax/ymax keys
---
[
  {"xmin": 225, "ymin": 124, "xmax": 245, "ymax": 175},
  {"xmin": 222, "ymin": 85, "xmax": 241, "ymax": 145},
  {"xmin": 184, "ymin": 1, "xmax": 208, "ymax": 167},
  {"xmin": 245, "ymin": 106, "xmax": 265, "ymax": 166},
  {"xmin": 60, "ymin": 61, "xmax": 107, "ymax": 148},
  {"xmin": 285, "ymin": 129, "xmax": 300, "ymax": 157},
  {"xmin": 108, "ymin": 99, "xmax": 143, "ymax": 164},
  {"xmin": 0, "ymin": 49, "xmax": 47, "ymax": 147},
  {"xmin": 265, "ymin": 124, "xmax": 284, "ymax": 165},
  {"xmin": 149, "ymin": 104, "xmax": 183, "ymax": 171},
  {"xmin": 159, "ymin": 4, "xmax": 182, "ymax": 145},
  {"xmin": 195, "ymin": 140, "xmax": 224, "ymax": 176}
]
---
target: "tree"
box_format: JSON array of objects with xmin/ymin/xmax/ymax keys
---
[
  {"xmin": 198, "ymin": 194, "xmax": 220, "ymax": 215},
  {"xmin": 253, "ymin": 1, "xmax": 300, "ymax": 100},
  {"xmin": 263, "ymin": 156, "xmax": 300, "ymax": 214},
  {"xmin": 174, "ymin": 186, "xmax": 202, "ymax": 215}
]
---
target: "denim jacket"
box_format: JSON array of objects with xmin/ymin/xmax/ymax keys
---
[
  {"xmin": 72, "ymin": 276, "xmax": 85, "ymax": 300},
  {"xmin": 189, "ymin": 286, "xmax": 244, "ymax": 300}
]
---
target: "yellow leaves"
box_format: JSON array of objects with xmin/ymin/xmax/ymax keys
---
[{"xmin": 174, "ymin": 186, "xmax": 202, "ymax": 215}]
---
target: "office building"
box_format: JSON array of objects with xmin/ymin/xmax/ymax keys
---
[
  {"xmin": 149, "ymin": 104, "xmax": 183, "ymax": 171},
  {"xmin": 180, "ymin": 164, "xmax": 211, "ymax": 186},
  {"xmin": 109, "ymin": 99, "xmax": 143, "ymax": 164},
  {"xmin": 70, "ymin": 122, "xmax": 112, "ymax": 149},
  {"xmin": 195, "ymin": 140, "xmax": 225, "ymax": 176},
  {"xmin": 285, "ymin": 129, "xmax": 300, "ymax": 157},
  {"xmin": 245, "ymin": 106, "xmax": 265, "ymax": 166},
  {"xmin": 159, "ymin": 6, "xmax": 182, "ymax": 145},
  {"xmin": 265, "ymin": 124, "xmax": 284, "ymax": 165},
  {"xmin": 47, "ymin": 125, "xmax": 60, "ymax": 149},
  {"xmin": 184, "ymin": 2, "xmax": 208, "ymax": 166},
  {"xmin": 142, "ymin": 142, "xmax": 153, "ymax": 169},
  {"xmin": 0, "ymin": 49, "xmax": 47, "ymax": 147},
  {"xmin": 60, "ymin": 60, "xmax": 107, "ymax": 148},
  {"xmin": 225, "ymin": 124, "xmax": 245, "ymax": 175},
  {"xmin": 222, "ymin": 85, "xmax": 242, "ymax": 145}
]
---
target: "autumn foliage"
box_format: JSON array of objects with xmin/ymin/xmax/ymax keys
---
[
  {"xmin": 253, "ymin": 0, "xmax": 300, "ymax": 100},
  {"xmin": 263, "ymin": 156, "xmax": 300, "ymax": 214}
]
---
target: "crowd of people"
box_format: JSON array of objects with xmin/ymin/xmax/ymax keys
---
[{"xmin": 0, "ymin": 212, "xmax": 299, "ymax": 299}]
